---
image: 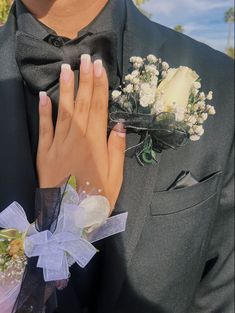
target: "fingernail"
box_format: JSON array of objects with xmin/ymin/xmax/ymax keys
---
[
  {"xmin": 81, "ymin": 54, "xmax": 91, "ymax": 74},
  {"xmin": 94, "ymin": 59, "xmax": 103, "ymax": 77},
  {"xmin": 113, "ymin": 122, "xmax": 126, "ymax": 138},
  {"xmin": 61, "ymin": 64, "xmax": 71, "ymax": 82},
  {"xmin": 39, "ymin": 91, "xmax": 47, "ymax": 106}
]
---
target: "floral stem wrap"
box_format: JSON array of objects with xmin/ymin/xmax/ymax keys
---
[
  {"xmin": 109, "ymin": 111, "xmax": 188, "ymax": 165},
  {"xmin": 12, "ymin": 185, "xmax": 67, "ymax": 313}
]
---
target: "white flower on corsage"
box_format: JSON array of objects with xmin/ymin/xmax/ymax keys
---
[
  {"xmin": 110, "ymin": 55, "xmax": 216, "ymax": 165},
  {"xmin": 0, "ymin": 177, "xmax": 128, "ymax": 312}
]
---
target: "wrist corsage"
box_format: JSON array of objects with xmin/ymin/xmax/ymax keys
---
[{"xmin": 0, "ymin": 177, "xmax": 127, "ymax": 313}]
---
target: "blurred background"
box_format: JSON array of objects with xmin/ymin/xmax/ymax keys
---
[{"xmin": 0, "ymin": 0, "xmax": 234, "ymax": 58}]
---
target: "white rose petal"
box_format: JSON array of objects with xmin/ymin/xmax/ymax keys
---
[
  {"xmin": 75, "ymin": 195, "xmax": 110, "ymax": 233},
  {"xmin": 157, "ymin": 66, "xmax": 199, "ymax": 113}
]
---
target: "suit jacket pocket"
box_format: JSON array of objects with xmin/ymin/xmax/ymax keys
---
[{"xmin": 151, "ymin": 171, "xmax": 223, "ymax": 215}]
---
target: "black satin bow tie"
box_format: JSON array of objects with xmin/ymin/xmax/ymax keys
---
[{"xmin": 15, "ymin": 30, "xmax": 118, "ymax": 102}]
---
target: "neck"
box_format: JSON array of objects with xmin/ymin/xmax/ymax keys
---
[{"xmin": 21, "ymin": 0, "xmax": 109, "ymax": 39}]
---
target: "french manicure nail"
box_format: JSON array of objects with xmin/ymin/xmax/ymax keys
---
[
  {"xmin": 61, "ymin": 64, "xmax": 71, "ymax": 82},
  {"xmin": 113, "ymin": 122, "xmax": 126, "ymax": 138},
  {"xmin": 94, "ymin": 59, "xmax": 103, "ymax": 77},
  {"xmin": 81, "ymin": 54, "xmax": 91, "ymax": 73},
  {"xmin": 39, "ymin": 91, "xmax": 47, "ymax": 106}
]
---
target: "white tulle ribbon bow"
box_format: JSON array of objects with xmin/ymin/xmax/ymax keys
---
[{"xmin": 0, "ymin": 185, "xmax": 128, "ymax": 282}]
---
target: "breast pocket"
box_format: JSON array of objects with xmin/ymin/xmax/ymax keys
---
[
  {"xmin": 150, "ymin": 171, "xmax": 223, "ymax": 216},
  {"xmin": 136, "ymin": 171, "xmax": 223, "ymax": 300}
]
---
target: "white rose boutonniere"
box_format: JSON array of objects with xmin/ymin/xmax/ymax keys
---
[
  {"xmin": 110, "ymin": 55, "xmax": 216, "ymax": 165},
  {"xmin": 156, "ymin": 67, "xmax": 199, "ymax": 121}
]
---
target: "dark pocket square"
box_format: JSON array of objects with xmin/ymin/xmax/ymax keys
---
[{"xmin": 167, "ymin": 171, "xmax": 199, "ymax": 191}]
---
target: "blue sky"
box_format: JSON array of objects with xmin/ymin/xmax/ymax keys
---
[{"xmin": 140, "ymin": 0, "xmax": 234, "ymax": 53}]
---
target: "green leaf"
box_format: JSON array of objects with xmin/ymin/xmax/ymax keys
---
[
  {"xmin": 68, "ymin": 175, "xmax": 77, "ymax": 191},
  {"xmin": 0, "ymin": 228, "xmax": 21, "ymax": 240}
]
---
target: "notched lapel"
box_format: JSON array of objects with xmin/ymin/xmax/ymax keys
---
[
  {"xmin": 0, "ymin": 4, "xmax": 37, "ymax": 219},
  {"xmin": 116, "ymin": 0, "xmax": 166, "ymax": 266},
  {"xmin": 96, "ymin": 4, "xmax": 166, "ymax": 310}
]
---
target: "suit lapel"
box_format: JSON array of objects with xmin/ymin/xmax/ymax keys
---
[
  {"xmin": 96, "ymin": 2, "xmax": 167, "ymax": 311},
  {"xmin": 0, "ymin": 4, "xmax": 37, "ymax": 221}
]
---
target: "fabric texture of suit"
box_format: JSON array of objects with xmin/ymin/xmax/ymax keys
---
[{"xmin": 0, "ymin": 1, "xmax": 234, "ymax": 312}]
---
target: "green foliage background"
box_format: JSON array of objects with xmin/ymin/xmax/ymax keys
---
[{"xmin": 0, "ymin": 0, "xmax": 12, "ymax": 24}]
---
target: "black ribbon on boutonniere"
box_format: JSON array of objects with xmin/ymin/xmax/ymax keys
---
[{"xmin": 108, "ymin": 110, "xmax": 189, "ymax": 166}]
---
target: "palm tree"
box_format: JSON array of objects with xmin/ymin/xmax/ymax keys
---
[
  {"xmin": 174, "ymin": 25, "xmax": 184, "ymax": 33},
  {"xmin": 135, "ymin": 0, "xmax": 147, "ymax": 6},
  {"xmin": 134, "ymin": 0, "xmax": 150, "ymax": 18},
  {"xmin": 225, "ymin": 7, "xmax": 235, "ymax": 50},
  {"xmin": 226, "ymin": 47, "xmax": 235, "ymax": 59}
]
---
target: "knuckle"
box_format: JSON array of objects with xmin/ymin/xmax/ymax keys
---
[
  {"xmin": 58, "ymin": 106, "xmax": 72, "ymax": 122},
  {"xmin": 76, "ymin": 99, "xmax": 90, "ymax": 113},
  {"xmin": 71, "ymin": 117, "xmax": 86, "ymax": 136},
  {"xmin": 40, "ymin": 124, "xmax": 51, "ymax": 137},
  {"xmin": 91, "ymin": 98, "xmax": 100, "ymax": 110},
  {"xmin": 94, "ymin": 79, "xmax": 105, "ymax": 89}
]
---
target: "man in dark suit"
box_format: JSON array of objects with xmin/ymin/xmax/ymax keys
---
[{"xmin": 0, "ymin": 0, "xmax": 234, "ymax": 312}]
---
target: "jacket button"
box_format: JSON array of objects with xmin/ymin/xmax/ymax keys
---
[{"xmin": 48, "ymin": 36, "xmax": 64, "ymax": 47}]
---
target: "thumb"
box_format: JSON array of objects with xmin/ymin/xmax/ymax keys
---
[{"xmin": 108, "ymin": 123, "xmax": 126, "ymax": 204}]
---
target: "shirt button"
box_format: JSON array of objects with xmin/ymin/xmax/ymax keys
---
[{"xmin": 48, "ymin": 36, "xmax": 64, "ymax": 47}]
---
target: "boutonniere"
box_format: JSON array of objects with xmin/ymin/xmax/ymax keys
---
[{"xmin": 109, "ymin": 55, "xmax": 216, "ymax": 165}]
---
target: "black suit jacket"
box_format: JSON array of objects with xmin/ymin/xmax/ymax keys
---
[{"xmin": 0, "ymin": 1, "xmax": 234, "ymax": 312}]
